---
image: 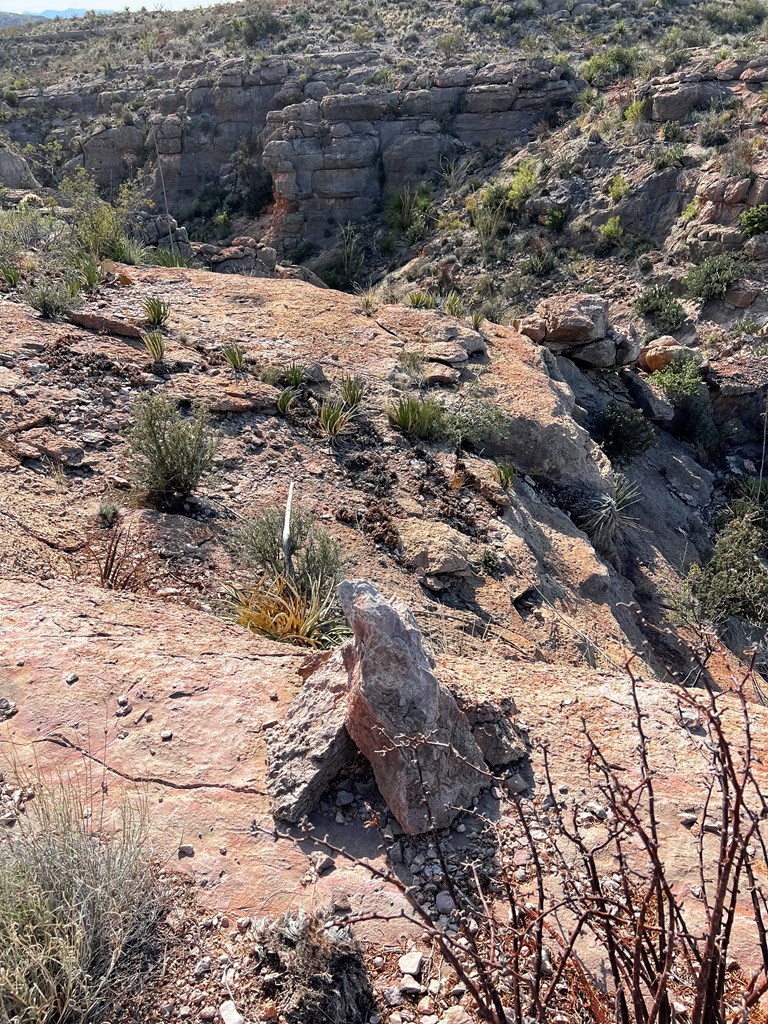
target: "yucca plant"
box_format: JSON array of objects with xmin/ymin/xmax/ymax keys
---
[
  {"xmin": 406, "ymin": 290, "xmax": 437, "ymax": 309},
  {"xmin": 141, "ymin": 295, "xmax": 171, "ymax": 327},
  {"xmin": 276, "ymin": 387, "xmax": 300, "ymax": 415},
  {"xmin": 470, "ymin": 310, "xmax": 485, "ymax": 332},
  {"xmin": 318, "ymin": 396, "xmax": 356, "ymax": 439},
  {"xmin": 339, "ymin": 374, "xmax": 365, "ymax": 410},
  {"xmin": 0, "ymin": 261, "xmax": 21, "ymax": 288},
  {"xmin": 225, "ymin": 575, "xmax": 349, "ymax": 649},
  {"xmin": 145, "ymin": 248, "xmax": 194, "ymax": 267},
  {"xmin": 495, "ymin": 461, "xmax": 517, "ymax": 490},
  {"xmin": 444, "ymin": 290, "xmax": 464, "ymax": 318},
  {"xmin": 222, "ymin": 342, "xmax": 246, "ymax": 374},
  {"xmin": 141, "ymin": 330, "xmax": 165, "ymax": 363},
  {"xmin": 577, "ymin": 473, "xmax": 641, "ymax": 551},
  {"xmin": 387, "ymin": 395, "xmax": 446, "ymax": 440}
]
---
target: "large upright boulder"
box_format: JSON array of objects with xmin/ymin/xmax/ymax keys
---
[
  {"xmin": 0, "ymin": 145, "xmax": 38, "ymax": 189},
  {"xmin": 338, "ymin": 580, "xmax": 488, "ymax": 834}
]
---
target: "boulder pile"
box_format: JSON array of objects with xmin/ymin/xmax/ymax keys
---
[{"xmin": 520, "ymin": 293, "xmax": 640, "ymax": 368}]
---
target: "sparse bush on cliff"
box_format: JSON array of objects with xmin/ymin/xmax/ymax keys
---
[
  {"xmin": 740, "ymin": 203, "xmax": 768, "ymax": 238},
  {"xmin": 580, "ymin": 44, "xmax": 639, "ymax": 86},
  {"xmin": 685, "ymin": 253, "xmax": 741, "ymax": 299},
  {"xmin": 231, "ymin": 0, "xmax": 281, "ymax": 45},
  {"xmin": 649, "ymin": 352, "xmax": 703, "ymax": 402},
  {"xmin": 596, "ymin": 402, "xmax": 657, "ymax": 464},
  {"xmin": 577, "ymin": 472, "xmax": 641, "ymax": 551},
  {"xmin": 0, "ymin": 780, "xmax": 158, "ymax": 1024},
  {"xmin": 635, "ymin": 283, "xmax": 686, "ymax": 330},
  {"xmin": 128, "ymin": 393, "xmax": 220, "ymax": 510},
  {"xmin": 386, "ymin": 183, "xmax": 433, "ymax": 243}
]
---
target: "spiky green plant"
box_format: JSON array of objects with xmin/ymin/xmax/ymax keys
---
[
  {"xmin": 445, "ymin": 290, "xmax": 464, "ymax": 318},
  {"xmin": 577, "ymin": 474, "xmax": 641, "ymax": 551},
  {"xmin": 387, "ymin": 395, "xmax": 446, "ymax": 440},
  {"xmin": 339, "ymin": 374, "xmax": 365, "ymax": 410},
  {"xmin": 406, "ymin": 290, "xmax": 437, "ymax": 309},
  {"xmin": 141, "ymin": 295, "xmax": 171, "ymax": 327},
  {"xmin": 141, "ymin": 331, "xmax": 165, "ymax": 363},
  {"xmin": 318, "ymin": 396, "xmax": 356, "ymax": 439},
  {"xmin": 222, "ymin": 342, "xmax": 246, "ymax": 374},
  {"xmin": 495, "ymin": 462, "xmax": 517, "ymax": 490},
  {"xmin": 276, "ymin": 387, "xmax": 300, "ymax": 414}
]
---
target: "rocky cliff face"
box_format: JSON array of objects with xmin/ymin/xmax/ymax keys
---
[{"xmin": 7, "ymin": 52, "xmax": 576, "ymax": 250}]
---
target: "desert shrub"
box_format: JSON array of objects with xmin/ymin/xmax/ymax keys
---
[
  {"xmin": 230, "ymin": 505, "xmax": 343, "ymax": 596},
  {"xmin": 22, "ymin": 279, "xmax": 78, "ymax": 319},
  {"xmin": 445, "ymin": 290, "xmax": 465, "ymax": 318},
  {"xmin": 649, "ymin": 352, "xmax": 703, "ymax": 403},
  {"xmin": 687, "ymin": 513, "xmax": 768, "ymax": 627},
  {"xmin": 231, "ymin": 0, "xmax": 281, "ymax": 44},
  {"xmin": 652, "ymin": 143, "xmax": 686, "ymax": 169},
  {"xmin": 597, "ymin": 215, "xmax": 624, "ymax": 248},
  {"xmin": 276, "ymin": 387, "xmax": 300, "ymax": 414},
  {"xmin": 446, "ymin": 391, "xmax": 509, "ymax": 451},
  {"xmin": 684, "ymin": 254, "xmax": 741, "ymax": 299},
  {"xmin": 437, "ymin": 30, "xmax": 464, "ymax": 59},
  {"xmin": 247, "ymin": 909, "xmax": 374, "ymax": 1023},
  {"xmin": 701, "ymin": 0, "xmax": 767, "ymax": 32},
  {"xmin": 542, "ymin": 206, "xmax": 567, "ymax": 231},
  {"xmin": 141, "ymin": 295, "xmax": 170, "ymax": 326},
  {"xmin": 624, "ymin": 97, "xmax": 647, "ymax": 124},
  {"xmin": 635, "ymin": 283, "xmax": 686, "ymax": 330},
  {"xmin": 506, "ymin": 157, "xmax": 539, "ymax": 212},
  {"xmin": 0, "ymin": 781, "xmax": 158, "ymax": 1024},
  {"xmin": 264, "ymin": 361, "xmax": 308, "ymax": 389},
  {"xmin": 740, "ymin": 203, "xmax": 768, "ymax": 238},
  {"xmin": 388, "ymin": 395, "xmax": 446, "ymax": 440},
  {"xmin": 0, "ymin": 261, "xmax": 20, "ymax": 287},
  {"xmin": 608, "ymin": 173, "xmax": 630, "ymax": 202},
  {"xmin": 128, "ymin": 393, "xmax": 220, "ymax": 510},
  {"xmin": 386, "ymin": 183, "xmax": 433, "ymax": 242},
  {"xmin": 57, "ymin": 167, "xmax": 150, "ymax": 260},
  {"xmin": 695, "ymin": 108, "xmax": 731, "ymax": 147},
  {"xmin": 577, "ymin": 473, "xmax": 641, "ymax": 551},
  {"xmin": 580, "ymin": 45, "xmax": 639, "ymax": 86},
  {"xmin": 522, "ymin": 250, "xmax": 555, "ymax": 276},
  {"xmin": 596, "ymin": 402, "xmax": 657, "ymax": 464}
]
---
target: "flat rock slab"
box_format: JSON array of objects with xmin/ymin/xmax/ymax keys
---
[{"xmin": 0, "ymin": 580, "xmax": 412, "ymax": 936}]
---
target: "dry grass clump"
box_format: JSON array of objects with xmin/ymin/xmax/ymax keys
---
[{"xmin": 0, "ymin": 778, "xmax": 159, "ymax": 1024}]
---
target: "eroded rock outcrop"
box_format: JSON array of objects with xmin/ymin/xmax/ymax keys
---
[
  {"xmin": 520, "ymin": 293, "xmax": 640, "ymax": 369},
  {"xmin": 266, "ymin": 580, "xmax": 528, "ymax": 834}
]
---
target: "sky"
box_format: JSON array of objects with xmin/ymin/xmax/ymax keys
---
[{"xmin": 5, "ymin": 0, "xmax": 227, "ymax": 15}]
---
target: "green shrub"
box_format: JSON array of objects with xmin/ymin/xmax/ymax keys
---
[
  {"xmin": 386, "ymin": 183, "xmax": 433, "ymax": 243},
  {"xmin": 635, "ymin": 283, "xmax": 686, "ymax": 330},
  {"xmin": 624, "ymin": 98, "xmax": 647, "ymax": 124},
  {"xmin": 522, "ymin": 250, "xmax": 555, "ymax": 276},
  {"xmin": 318, "ymin": 396, "xmax": 356, "ymax": 438},
  {"xmin": 652, "ymin": 143, "xmax": 686, "ymax": 170},
  {"xmin": 22, "ymin": 279, "xmax": 78, "ymax": 320},
  {"xmin": 598, "ymin": 215, "xmax": 624, "ymax": 248},
  {"xmin": 684, "ymin": 254, "xmax": 741, "ymax": 299},
  {"xmin": 128, "ymin": 392, "xmax": 220, "ymax": 510},
  {"xmin": 231, "ymin": 0, "xmax": 281, "ymax": 44},
  {"xmin": 740, "ymin": 204, "xmax": 768, "ymax": 238},
  {"xmin": 387, "ymin": 395, "xmax": 446, "ymax": 440},
  {"xmin": 608, "ymin": 174, "xmax": 630, "ymax": 202},
  {"xmin": 507, "ymin": 158, "xmax": 539, "ymax": 212},
  {"xmin": 145, "ymin": 248, "xmax": 195, "ymax": 267},
  {"xmin": 649, "ymin": 353, "xmax": 703, "ymax": 403},
  {"xmin": 596, "ymin": 402, "xmax": 657, "ymax": 464},
  {"xmin": 580, "ymin": 45, "xmax": 639, "ymax": 86},
  {"xmin": 0, "ymin": 780, "xmax": 157, "ymax": 1024},
  {"xmin": 542, "ymin": 207, "xmax": 567, "ymax": 231},
  {"xmin": 446, "ymin": 390, "xmax": 509, "ymax": 451},
  {"xmin": 445, "ymin": 290, "xmax": 465, "ymax": 318},
  {"xmin": 687, "ymin": 513, "xmax": 768, "ymax": 627},
  {"xmin": 339, "ymin": 374, "xmax": 365, "ymax": 409}
]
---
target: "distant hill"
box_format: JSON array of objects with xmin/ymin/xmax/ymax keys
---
[
  {"xmin": 36, "ymin": 8, "xmax": 113, "ymax": 16},
  {"xmin": 0, "ymin": 10, "xmax": 43, "ymax": 26}
]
